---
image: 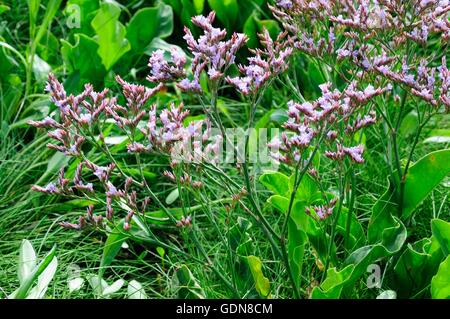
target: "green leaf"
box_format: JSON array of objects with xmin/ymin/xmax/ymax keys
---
[
  {"xmin": 431, "ymin": 255, "xmax": 450, "ymax": 299},
  {"xmin": 247, "ymin": 256, "xmax": 271, "ymax": 298},
  {"xmin": 27, "ymin": 256, "xmax": 58, "ymax": 299},
  {"xmin": 392, "ymin": 239, "xmax": 436, "ymax": 298},
  {"xmin": 267, "ymin": 195, "xmax": 289, "ymax": 214},
  {"xmin": 431, "ymin": 219, "xmax": 450, "ymax": 256},
  {"xmin": 243, "ymin": 11, "xmax": 280, "ymax": 49},
  {"xmin": 127, "ymin": 4, "xmax": 173, "ymax": 54},
  {"xmin": 368, "ymin": 178, "xmax": 397, "ymax": 243},
  {"xmin": 12, "ymin": 245, "xmax": 57, "ymax": 299},
  {"xmin": 166, "ymin": 188, "xmax": 179, "ymax": 205},
  {"xmin": 175, "ymin": 265, "xmax": 206, "ymax": 299},
  {"xmin": 100, "ymin": 216, "xmax": 153, "ymax": 277},
  {"xmin": 289, "ymin": 173, "xmax": 318, "ymax": 204},
  {"xmin": 288, "ymin": 202, "xmax": 308, "ymax": 288},
  {"xmin": 341, "ymin": 217, "xmax": 407, "ymax": 295},
  {"xmin": 68, "ymin": 277, "xmax": 84, "ymax": 293},
  {"xmin": 336, "ymin": 207, "xmax": 366, "ymax": 250},
  {"xmin": 424, "ymin": 129, "xmax": 450, "ymax": 143},
  {"xmin": 311, "ymin": 264, "xmax": 355, "ymax": 299},
  {"xmin": 103, "ymin": 279, "xmax": 125, "ymax": 296},
  {"xmin": 259, "ymin": 171, "xmax": 290, "ymax": 196},
  {"xmin": 34, "ymin": 0, "xmax": 63, "ymax": 50},
  {"xmin": 399, "ymin": 110, "xmax": 419, "ymax": 138},
  {"xmin": 0, "ymin": 5, "xmax": 10, "ymax": 15},
  {"xmin": 18, "ymin": 240, "xmax": 37, "ymax": 285},
  {"xmin": 100, "ymin": 226, "xmax": 127, "ymax": 277},
  {"xmin": 193, "ymin": 0, "xmax": 205, "ymax": 13},
  {"xmin": 207, "ymin": 0, "xmax": 238, "ymax": 29},
  {"xmin": 65, "ymin": 0, "xmax": 99, "ymax": 35},
  {"xmin": 28, "ymin": 0, "xmax": 41, "ymax": 37},
  {"xmin": 32, "ymin": 55, "xmax": 51, "ymax": 83},
  {"xmin": 61, "ymin": 34, "xmax": 107, "ymax": 84},
  {"xmin": 91, "ymin": 2, "xmax": 130, "ymax": 70},
  {"xmin": 128, "ymin": 280, "xmax": 147, "ymax": 299},
  {"xmin": 402, "ymin": 150, "xmax": 450, "ymax": 219}
]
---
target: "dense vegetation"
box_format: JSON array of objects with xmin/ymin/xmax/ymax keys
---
[{"xmin": 0, "ymin": 0, "xmax": 449, "ymax": 299}]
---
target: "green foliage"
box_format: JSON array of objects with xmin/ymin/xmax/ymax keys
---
[
  {"xmin": 402, "ymin": 150, "xmax": 450, "ymax": 219},
  {"xmin": 431, "ymin": 255, "xmax": 450, "ymax": 299},
  {"xmin": 91, "ymin": 2, "xmax": 130, "ymax": 71},
  {"xmin": 247, "ymin": 256, "xmax": 271, "ymax": 298}
]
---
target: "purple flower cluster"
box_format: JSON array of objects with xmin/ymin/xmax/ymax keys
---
[
  {"xmin": 226, "ymin": 30, "xmax": 293, "ymax": 95},
  {"xmin": 269, "ymin": 81, "xmax": 389, "ymax": 165}
]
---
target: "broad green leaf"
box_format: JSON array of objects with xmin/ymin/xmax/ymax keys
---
[
  {"xmin": 127, "ymin": 4, "xmax": 173, "ymax": 53},
  {"xmin": 87, "ymin": 275, "xmax": 109, "ymax": 295},
  {"xmin": 431, "ymin": 255, "xmax": 450, "ymax": 299},
  {"xmin": 65, "ymin": 0, "xmax": 99, "ymax": 35},
  {"xmin": 27, "ymin": 256, "xmax": 58, "ymax": 299},
  {"xmin": 267, "ymin": 195, "xmax": 289, "ymax": 214},
  {"xmin": 424, "ymin": 129, "xmax": 450, "ymax": 143},
  {"xmin": 207, "ymin": 0, "xmax": 238, "ymax": 29},
  {"xmin": 259, "ymin": 171, "xmax": 290, "ymax": 196},
  {"xmin": 288, "ymin": 202, "xmax": 308, "ymax": 288},
  {"xmin": 368, "ymin": 179, "xmax": 397, "ymax": 243},
  {"xmin": 128, "ymin": 280, "xmax": 147, "ymax": 299},
  {"xmin": 431, "ymin": 219, "xmax": 450, "ymax": 255},
  {"xmin": 0, "ymin": 5, "xmax": 10, "ymax": 15},
  {"xmin": 342, "ymin": 217, "xmax": 407, "ymax": 294},
  {"xmin": 61, "ymin": 34, "xmax": 107, "ymax": 84},
  {"xmin": 166, "ymin": 188, "xmax": 179, "ymax": 205},
  {"xmin": 100, "ymin": 216, "xmax": 153, "ymax": 276},
  {"xmin": 193, "ymin": 0, "xmax": 205, "ymax": 13},
  {"xmin": 18, "ymin": 240, "xmax": 37, "ymax": 285},
  {"xmin": 91, "ymin": 2, "xmax": 130, "ymax": 70},
  {"xmin": 175, "ymin": 265, "xmax": 206, "ymax": 299},
  {"xmin": 336, "ymin": 207, "xmax": 366, "ymax": 250},
  {"xmin": 100, "ymin": 225, "xmax": 127, "ymax": 277},
  {"xmin": 247, "ymin": 256, "xmax": 271, "ymax": 298},
  {"xmin": 68, "ymin": 277, "xmax": 85, "ymax": 293},
  {"xmin": 270, "ymin": 109, "xmax": 288, "ymax": 125},
  {"xmin": 392, "ymin": 239, "xmax": 436, "ymax": 298},
  {"xmin": 12, "ymin": 245, "xmax": 57, "ymax": 299},
  {"xmin": 32, "ymin": 55, "xmax": 51, "ymax": 83},
  {"xmin": 289, "ymin": 173, "xmax": 319, "ymax": 204},
  {"xmin": 144, "ymin": 38, "xmax": 186, "ymax": 59},
  {"xmin": 244, "ymin": 11, "xmax": 280, "ymax": 48},
  {"xmin": 290, "ymin": 200, "xmax": 332, "ymax": 266},
  {"xmin": 399, "ymin": 110, "xmax": 419, "ymax": 138},
  {"xmin": 402, "ymin": 150, "xmax": 450, "ymax": 219},
  {"xmin": 103, "ymin": 279, "xmax": 125, "ymax": 296},
  {"xmin": 311, "ymin": 264, "xmax": 355, "ymax": 299}
]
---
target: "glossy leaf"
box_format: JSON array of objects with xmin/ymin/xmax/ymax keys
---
[
  {"xmin": 127, "ymin": 4, "xmax": 173, "ymax": 53},
  {"xmin": 431, "ymin": 219, "xmax": 450, "ymax": 255},
  {"xmin": 207, "ymin": 0, "xmax": 238, "ymax": 29},
  {"xmin": 91, "ymin": 2, "xmax": 130, "ymax": 70},
  {"xmin": 247, "ymin": 255, "xmax": 271, "ymax": 298},
  {"xmin": 431, "ymin": 255, "xmax": 450, "ymax": 299},
  {"xmin": 61, "ymin": 34, "xmax": 106, "ymax": 84},
  {"xmin": 175, "ymin": 265, "xmax": 206, "ymax": 299},
  {"xmin": 27, "ymin": 256, "xmax": 58, "ymax": 299},
  {"xmin": 18, "ymin": 240, "xmax": 37, "ymax": 285},
  {"xmin": 402, "ymin": 150, "xmax": 450, "ymax": 219},
  {"xmin": 311, "ymin": 264, "xmax": 355, "ymax": 299},
  {"xmin": 259, "ymin": 171, "xmax": 290, "ymax": 196},
  {"xmin": 128, "ymin": 280, "xmax": 147, "ymax": 299}
]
